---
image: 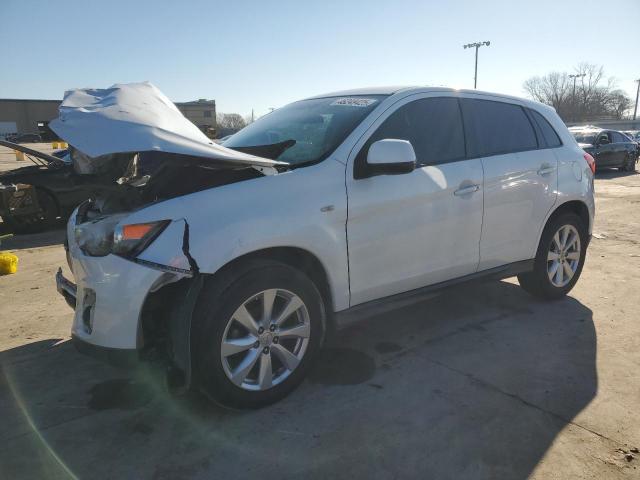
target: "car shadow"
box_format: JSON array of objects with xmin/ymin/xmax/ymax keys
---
[
  {"xmin": 0, "ymin": 227, "xmax": 65, "ymax": 250},
  {"xmin": 0, "ymin": 280, "xmax": 596, "ymax": 480}
]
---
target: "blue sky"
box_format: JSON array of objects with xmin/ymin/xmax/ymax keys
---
[{"xmin": 2, "ymin": 0, "xmax": 638, "ymax": 117}]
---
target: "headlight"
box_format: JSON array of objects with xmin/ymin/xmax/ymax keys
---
[
  {"xmin": 75, "ymin": 213, "xmax": 128, "ymax": 257},
  {"xmin": 112, "ymin": 220, "xmax": 170, "ymax": 258}
]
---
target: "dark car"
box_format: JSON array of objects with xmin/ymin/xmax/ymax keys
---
[
  {"xmin": 569, "ymin": 127, "xmax": 637, "ymax": 171},
  {"xmin": 0, "ymin": 141, "xmax": 103, "ymax": 232},
  {"xmin": 0, "ymin": 140, "xmax": 171, "ymax": 233},
  {"xmin": 7, "ymin": 133, "xmax": 43, "ymax": 143}
]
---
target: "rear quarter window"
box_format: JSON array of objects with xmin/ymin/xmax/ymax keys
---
[
  {"xmin": 460, "ymin": 98, "xmax": 538, "ymax": 157},
  {"xmin": 529, "ymin": 109, "xmax": 562, "ymax": 148}
]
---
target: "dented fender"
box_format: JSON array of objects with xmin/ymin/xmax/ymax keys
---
[{"xmin": 135, "ymin": 218, "xmax": 199, "ymax": 275}]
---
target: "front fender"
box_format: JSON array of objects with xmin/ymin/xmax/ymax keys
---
[{"xmin": 124, "ymin": 159, "xmax": 350, "ymax": 311}]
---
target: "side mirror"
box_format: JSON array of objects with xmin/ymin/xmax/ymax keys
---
[{"xmin": 366, "ymin": 139, "xmax": 416, "ymax": 176}]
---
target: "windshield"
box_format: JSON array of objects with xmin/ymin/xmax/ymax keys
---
[
  {"xmin": 223, "ymin": 95, "xmax": 386, "ymax": 165},
  {"xmin": 571, "ymin": 132, "xmax": 597, "ymax": 144}
]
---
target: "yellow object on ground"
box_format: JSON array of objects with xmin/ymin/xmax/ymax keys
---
[
  {"xmin": 52, "ymin": 142, "xmax": 68, "ymax": 149},
  {"xmin": 0, "ymin": 252, "xmax": 18, "ymax": 275},
  {"xmin": 14, "ymin": 150, "xmax": 25, "ymax": 161}
]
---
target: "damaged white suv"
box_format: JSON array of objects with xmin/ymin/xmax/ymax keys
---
[{"xmin": 56, "ymin": 82, "xmax": 595, "ymax": 408}]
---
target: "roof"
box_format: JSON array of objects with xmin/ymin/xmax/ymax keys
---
[{"xmin": 302, "ymin": 86, "xmax": 553, "ymax": 110}]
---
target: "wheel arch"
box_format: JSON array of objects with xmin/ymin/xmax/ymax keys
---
[
  {"xmin": 546, "ymin": 200, "xmax": 591, "ymax": 233},
  {"xmin": 139, "ymin": 246, "xmax": 336, "ymax": 391},
  {"xmin": 210, "ymin": 246, "xmax": 334, "ymax": 317}
]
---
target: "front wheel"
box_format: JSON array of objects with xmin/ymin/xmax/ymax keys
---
[
  {"xmin": 193, "ymin": 260, "xmax": 325, "ymax": 408},
  {"xmin": 518, "ymin": 213, "xmax": 587, "ymax": 300}
]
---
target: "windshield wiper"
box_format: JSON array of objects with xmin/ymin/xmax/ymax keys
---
[{"xmin": 229, "ymin": 139, "xmax": 296, "ymax": 160}]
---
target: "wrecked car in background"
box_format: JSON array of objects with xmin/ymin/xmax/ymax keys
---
[{"xmin": 0, "ymin": 141, "xmax": 93, "ymax": 232}]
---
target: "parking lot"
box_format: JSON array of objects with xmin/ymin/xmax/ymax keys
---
[{"xmin": 0, "ymin": 160, "xmax": 639, "ymax": 478}]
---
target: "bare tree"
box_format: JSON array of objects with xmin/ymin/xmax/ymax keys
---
[
  {"xmin": 215, "ymin": 112, "xmax": 247, "ymax": 138},
  {"xmin": 523, "ymin": 63, "xmax": 632, "ymax": 122},
  {"xmin": 216, "ymin": 113, "xmax": 247, "ymax": 130}
]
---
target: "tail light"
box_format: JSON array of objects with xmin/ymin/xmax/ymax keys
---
[{"xmin": 584, "ymin": 152, "xmax": 596, "ymax": 174}]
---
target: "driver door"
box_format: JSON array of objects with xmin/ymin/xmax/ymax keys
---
[
  {"xmin": 595, "ymin": 132, "xmax": 615, "ymax": 167},
  {"xmin": 346, "ymin": 96, "xmax": 484, "ymax": 306}
]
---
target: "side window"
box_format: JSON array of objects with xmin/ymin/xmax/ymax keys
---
[
  {"xmin": 529, "ymin": 109, "xmax": 562, "ymax": 148},
  {"xmin": 354, "ymin": 97, "xmax": 465, "ymax": 176},
  {"xmin": 611, "ymin": 132, "xmax": 625, "ymax": 143},
  {"xmin": 461, "ymin": 99, "xmax": 538, "ymax": 157}
]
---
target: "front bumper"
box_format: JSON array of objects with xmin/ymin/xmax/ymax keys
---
[{"xmin": 61, "ymin": 213, "xmax": 169, "ymax": 350}]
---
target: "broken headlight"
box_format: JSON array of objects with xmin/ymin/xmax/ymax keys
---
[
  {"xmin": 74, "ymin": 213, "xmax": 129, "ymax": 257},
  {"xmin": 112, "ymin": 220, "xmax": 170, "ymax": 258}
]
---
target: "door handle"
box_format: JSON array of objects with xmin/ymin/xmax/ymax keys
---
[
  {"xmin": 454, "ymin": 184, "xmax": 480, "ymax": 196},
  {"xmin": 537, "ymin": 164, "xmax": 556, "ymax": 176}
]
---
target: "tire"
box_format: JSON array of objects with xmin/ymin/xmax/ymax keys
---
[
  {"xmin": 518, "ymin": 213, "xmax": 587, "ymax": 300},
  {"xmin": 34, "ymin": 189, "xmax": 59, "ymax": 228},
  {"xmin": 622, "ymin": 154, "xmax": 636, "ymax": 172},
  {"xmin": 192, "ymin": 259, "xmax": 325, "ymax": 408}
]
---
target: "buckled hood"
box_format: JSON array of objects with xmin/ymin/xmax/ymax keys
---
[{"xmin": 49, "ymin": 82, "xmax": 285, "ymax": 169}]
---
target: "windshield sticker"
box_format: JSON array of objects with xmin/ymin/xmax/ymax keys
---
[{"xmin": 330, "ymin": 98, "xmax": 378, "ymax": 107}]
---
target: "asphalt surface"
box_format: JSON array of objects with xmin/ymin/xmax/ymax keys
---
[{"xmin": 0, "ymin": 169, "xmax": 639, "ymax": 479}]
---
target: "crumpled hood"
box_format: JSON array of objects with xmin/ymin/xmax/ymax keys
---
[{"xmin": 49, "ymin": 82, "xmax": 284, "ymax": 169}]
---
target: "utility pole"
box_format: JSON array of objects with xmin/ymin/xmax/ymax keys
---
[
  {"xmin": 463, "ymin": 41, "xmax": 490, "ymax": 89},
  {"xmin": 633, "ymin": 79, "xmax": 640, "ymax": 121}
]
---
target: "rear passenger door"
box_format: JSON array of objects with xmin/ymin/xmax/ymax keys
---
[{"xmin": 459, "ymin": 98, "xmax": 559, "ymax": 270}]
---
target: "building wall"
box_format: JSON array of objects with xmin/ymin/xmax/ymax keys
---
[
  {"xmin": 176, "ymin": 100, "xmax": 216, "ymax": 127},
  {"xmin": 0, "ymin": 100, "xmax": 60, "ymax": 136},
  {"xmin": 0, "ymin": 98, "xmax": 216, "ymax": 138}
]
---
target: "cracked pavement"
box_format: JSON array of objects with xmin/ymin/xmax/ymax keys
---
[{"xmin": 1, "ymin": 169, "xmax": 639, "ymax": 479}]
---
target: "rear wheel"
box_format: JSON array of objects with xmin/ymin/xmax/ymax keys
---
[
  {"xmin": 193, "ymin": 260, "xmax": 325, "ymax": 408},
  {"xmin": 622, "ymin": 154, "xmax": 636, "ymax": 172},
  {"xmin": 518, "ymin": 213, "xmax": 587, "ymax": 300}
]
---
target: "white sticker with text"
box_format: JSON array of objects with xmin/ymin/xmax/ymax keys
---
[{"xmin": 330, "ymin": 98, "xmax": 378, "ymax": 107}]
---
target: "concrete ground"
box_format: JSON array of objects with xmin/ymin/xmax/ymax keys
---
[{"xmin": 1, "ymin": 169, "xmax": 639, "ymax": 479}]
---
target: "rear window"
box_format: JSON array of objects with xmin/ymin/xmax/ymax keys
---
[
  {"xmin": 461, "ymin": 99, "xmax": 537, "ymax": 157},
  {"xmin": 529, "ymin": 110, "xmax": 562, "ymax": 148}
]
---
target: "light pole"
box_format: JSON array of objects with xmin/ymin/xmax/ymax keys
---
[
  {"xmin": 463, "ymin": 41, "xmax": 490, "ymax": 89},
  {"xmin": 633, "ymin": 79, "xmax": 640, "ymax": 121},
  {"xmin": 568, "ymin": 73, "xmax": 586, "ymax": 122},
  {"xmin": 568, "ymin": 73, "xmax": 586, "ymax": 97}
]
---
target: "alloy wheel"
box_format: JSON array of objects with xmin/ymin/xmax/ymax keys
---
[
  {"xmin": 547, "ymin": 224, "xmax": 581, "ymax": 288},
  {"xmin": 220, "ymin": 289, "xmax": 310, "ymax": 391}
]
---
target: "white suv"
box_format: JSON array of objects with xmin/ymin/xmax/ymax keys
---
[{"xmin": 55, "ymin": 83, "xmax": 595, "ymax": 408}]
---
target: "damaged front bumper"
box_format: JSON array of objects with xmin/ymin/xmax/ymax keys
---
[
  {"xmin": 58, "ymin": 207, "xmax": 202, "ymax": 384},
  {"xmin": 61, "ymin": 208, "xmax": 189, "ymax": 351}
]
